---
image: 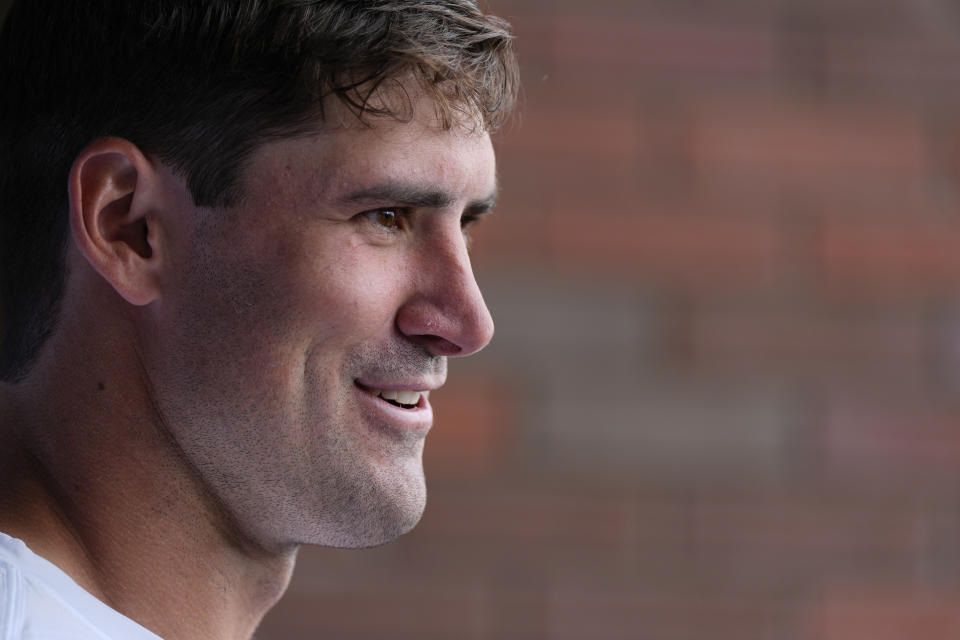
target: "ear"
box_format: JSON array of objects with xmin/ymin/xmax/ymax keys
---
[{"xmin": 68, "ymin": 138, "xmax": 165, "ymax": 306}]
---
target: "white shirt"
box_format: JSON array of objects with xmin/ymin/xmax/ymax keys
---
[{"xmin": 0, "ymin": 532, "xmax": 162, "ymax": 640}]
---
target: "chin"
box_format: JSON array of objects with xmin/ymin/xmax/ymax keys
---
[
  {"xmin": 302, "ymin": 470, "xmax": 428, "ymax": 550},
  {"xmin": 346, "ymin": 513, "xmax": 424, "ymax": 550},
  {"xmin": 313, "ymin": 508, "xmax": 425, "ymax": 550},
  {"xmin": 353, "ymin": 482, "xmax": 428, "ymax": 549}
]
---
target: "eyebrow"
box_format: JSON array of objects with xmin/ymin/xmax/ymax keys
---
[{"xmin": 340, "ymin": 180, "xmax": 499, "ymax": 215}]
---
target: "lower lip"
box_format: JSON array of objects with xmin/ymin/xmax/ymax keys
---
[{"xmin": 354, "ymin": 383, "xmax": 433, "ymax": 437}]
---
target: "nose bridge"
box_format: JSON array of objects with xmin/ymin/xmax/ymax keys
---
[
  {"xmin": 448, "ymin": 234, "xmax": 491, "ymax": 332},
  {"xmin": 405, "ymin": 227, "xmax": 494, "ymax": 357}
]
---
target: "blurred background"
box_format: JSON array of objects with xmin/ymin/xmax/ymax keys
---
[{"xmin": 7, "ymin": 0, "xmax": 960, "ymax": 637}]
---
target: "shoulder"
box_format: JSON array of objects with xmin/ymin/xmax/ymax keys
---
[
  {"xmin": 0, "ymin": 533, "xmax": 161, "ymax": 640},
  {"xmin": 0, "ymin": 548, "xmax": 97, "ymax": 639}
]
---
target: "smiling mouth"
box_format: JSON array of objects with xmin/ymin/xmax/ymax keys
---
[
  {"xmin": 373, "ymin": 389, "xmax": 422, "ymax": 409},
  {"xmin": 356, "ymin": 382, "xmax": 424, "ymax": 410}
]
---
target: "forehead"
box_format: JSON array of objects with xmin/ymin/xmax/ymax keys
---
[{"xmin": 239, "ymin": 108, "xmax": 497, "ymax": 211}]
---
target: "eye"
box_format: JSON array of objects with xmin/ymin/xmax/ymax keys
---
[
  {"xmin": 362, "ymin": 208, "xmax": 409, "ymax": 232},
  {"xmin": 461, "ymin": 211, "xmax": 491, "ymax": 235},
  {"xmin": 377, "ymin": 210, "xmax": 400, "ymax": 229}
]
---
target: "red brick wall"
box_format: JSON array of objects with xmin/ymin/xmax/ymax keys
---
[{"xmin": 259, "ymin": 1, "xmax": 960, "ymax": 638}]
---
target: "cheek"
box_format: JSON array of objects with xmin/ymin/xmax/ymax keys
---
[
  {"xmin": 173, "ymin": 225, "xmax": 409, "ymax": 368},
  {"xmin": 301, "ymin": 240, "xmax": 406, "ymax": 337}
]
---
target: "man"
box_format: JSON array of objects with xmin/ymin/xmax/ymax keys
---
[{"xmin": 0, "ymin": 1, "xmax": 517, "ymax": 638}]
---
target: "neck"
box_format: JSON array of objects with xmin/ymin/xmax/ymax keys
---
[{"xmin": 0, "ymin": 345, "xmax": 297, "ymax": 640}]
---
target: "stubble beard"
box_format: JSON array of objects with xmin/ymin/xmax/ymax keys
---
[{"xmin": 292, "ymin": 341, "xmax": 445, "ymax": 548}]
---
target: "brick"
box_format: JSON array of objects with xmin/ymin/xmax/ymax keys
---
[
  {"xmin": 933, "ymin": 309, "xmax": 960, "ymax": 393},
  {"xmin": 286, "ymin": 534, "xmax": 639, "ymax": 596},
  {"xmin": 534, "ymin": 380, "xmax": 791, "ymax": 477},
  {"xmin": 826, "ymin": 35, "xmax": 960, "ymax": 92},
  {"xmin": 688, "ymin": 298, "xmax": 928, "ymax": 383},
  {"xmin": 822, "ymin": 399, "xmax": 960, "ymax": 478},
  {"xmin": 257, "ymin": 585, "xmax": 486, "ymax": 640},
  {"xmin": 411, "ymin": 539, "xmax": 641, "ymax": 592},
  {"xmin": 485, "ymin": 589, "xmax": 550, "ymax": 640},
  {"xmin": 425, "ymin": 374, "xmax": 512, "ymax": 474},
  {"xmin": 467, "ymin": 202, "xmax": 553, "ymax": 265},
  {"xmin": 495, "ymin": 111, "xmax": 638, "ymax": 158},
  {"xmin": 414, "ymin": 486, "xmax": 677, "ymax": 548},
  {"xmin": 820, "ymin": 219, "xmax": 960, "ymax": 294},
  {"xmin": 692, "ymin": 103, "xmax": 928, "ymax": 179},
  {"xmin": 805, "ymin": 587, "xmax": 960, "ymax": 640},
  {"xmin": 471, "ymin": 272, "xmax": 655, "ymax": 382},
  {"xmin": 547, "ymin": 207, "xmax": 784, "ymax": 288},
  {"xmin": 494, "ymin": 148, "xmax": 641, "ymax": 207},
  {"xmin": 551, "ymin": 17, "xmax": 779, "ymax": 74},
  {"xmin": 692, "ymin": 498, "xmax": 920, "ymax": 554},
  {"xmin": 548, "ymin": 589, "xmax": 794, "ymax": 640},
  {"xmin": 803, "ymin": 0, "xmax": 929, "ymax": 31},
  {"xmin": 812, "ymin": 181, "xmax": 959, "ymax": 224}
]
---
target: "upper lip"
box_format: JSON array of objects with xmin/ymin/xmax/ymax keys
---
[{"xmin": 355, "ymin": 379, "xmax": 444, "ymax": 393}]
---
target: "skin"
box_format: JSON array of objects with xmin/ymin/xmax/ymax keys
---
[{"xmin": 0, "ymin": 95, "xmax": 496, "ymax": 640}]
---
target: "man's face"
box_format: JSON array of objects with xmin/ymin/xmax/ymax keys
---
[{"xmin": 142, "ymin": 101, "xmax": 496, "ymax": 550}]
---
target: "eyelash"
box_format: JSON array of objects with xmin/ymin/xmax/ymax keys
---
[
  {"xmin": 460, "ymin": 214, "xmax": 481, "ymax": 229},
  {"xmin": 362, "ymin": 209, "xmax": 485, "ymax": 234},
  {"xmin": 365, "ymin": 208, "xmax": 410, "ymax": 233}
]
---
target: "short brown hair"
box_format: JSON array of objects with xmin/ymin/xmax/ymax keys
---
[{"xmin": 0, "ymin": 0, "xmax": 519, "ymax": 381}]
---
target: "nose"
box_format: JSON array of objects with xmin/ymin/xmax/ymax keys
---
[{"xmin": 396, "ymin": 230, "xmax": 495, "ymax": 358}]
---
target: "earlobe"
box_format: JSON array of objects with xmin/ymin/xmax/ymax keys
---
[{"xmin": 68, "ymin": 138, "xmax": 163, "ymax": 306}]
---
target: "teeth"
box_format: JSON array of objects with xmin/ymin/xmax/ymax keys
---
[
  {"xmin": 374, "ymin": 389, "xmax": 422, "ymax": 407},
  {"xmin": 396, "ymin": 390, "xmax": 421, "ymax": 405}
]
